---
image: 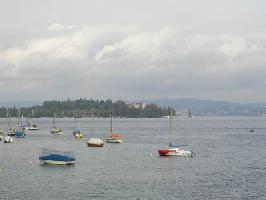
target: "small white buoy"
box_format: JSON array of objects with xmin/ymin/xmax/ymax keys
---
[{"xmin": 150, "ymin": 153, "xmax": 153, "ymax": 157}]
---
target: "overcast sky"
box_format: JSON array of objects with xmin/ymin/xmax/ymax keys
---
[{"xmin": 0, "ymin": 0, "xmax": 266, "ymax": 103}]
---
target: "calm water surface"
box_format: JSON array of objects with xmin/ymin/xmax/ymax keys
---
[{"xmin": 0, "ymin": 117, "xmax": 266, "ymax": 200}]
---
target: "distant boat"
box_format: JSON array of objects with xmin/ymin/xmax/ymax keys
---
[
  {"xmin": 27, "ymin": 110, "xmax": 38, "ymax": 130},
  {"xmin": 0, "ymin": 130, "xmax": 3, "ymax": 141},
  {"xmin": 73, "ymin": 112, "xmax": 83, "ymax": 139},
  {"xmin": 28, "ymin": 124, "xmax": 38, "ymax": 130},
  {"xmin": 87, "ymin": 138, "xmax": 104, "ymax": 147},
  {"xmin": 3, "ymin": 136, "xmax": 13, "ymax": 143},
  {"xmin": 15, "ymin": 109, "xmax": 26, "ymax": 138},
  {"xmin": 158, "ymin": 109, "xmax": 194, "ymax": 157},
  {"xmin": 50, "ymin": 112, "xmax": 62, "ymax": 135},
  {"xmin": 39, "ymin": 148, "xmax": 75, "ymax": 165},
  {"xmin": 15, "ymin": 130, "xmax": 26, "ymax": 138},
  {"xmin": 7, "ymin": 128, "xmax": 15, "ymax": 136},
  {"xmin": 106, "ymin": 113, "xmax": 122, "ymax": 143},
  {"xmin": 0, "ymin": 129, "xmax": 3, "ymax": 136},
  {"xmin": 188, "ymin": 109, "xmax": 192, "ymax": 118},
  {"xmin": 7, "ymin": 110, "xmax": 15, "ymax": 136},
  {"xmin": 3, "ymin": 111, "xmax": 15, "ymax": 141}
]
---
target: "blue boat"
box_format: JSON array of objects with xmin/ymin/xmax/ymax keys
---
[
  {"xmin": 39, "ymin": 148, "xmax": 75, "ymax": 165},
  {"xmin": 15, "ymin": 130, "xmax": 26, "ymax": 138},
  {"xmin": 73, "ymin": 127, "xmax": 81, "ymax": 135}
]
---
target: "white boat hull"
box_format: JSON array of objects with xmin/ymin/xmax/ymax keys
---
[
  {"xmin": 106, "ymin": 138, "xmax": 122, "ymax": 143},
  {"xmin": 51, "ymin": 128, "xmax": 62, "ymax": 135},
  {"xmin": 87, "ymin": 138, "xmax": 104, "ymax": 147},
  {"xmin": 159, "ymin": 147, "xmax": 193, "ymax": 157},
  {"xmin": 40, "ymin": 160, "xmax": 75, "ymax": 165},
  {"xmin": 3, "ymin": 136, "xmax": 13, "ymax": 143}
]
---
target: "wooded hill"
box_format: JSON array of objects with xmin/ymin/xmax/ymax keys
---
[{"xmin": 0, "ymin": 98, "xmax": 175, "ymax": 118}]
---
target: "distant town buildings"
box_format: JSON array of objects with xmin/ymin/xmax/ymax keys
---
[{"xmin": 128, "ymin": 102, "xmax": 147, "ymax": 110}]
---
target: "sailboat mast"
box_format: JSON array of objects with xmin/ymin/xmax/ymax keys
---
[
  {"xmin": 53, "ymin": 112, "xmax": 56, "ymax": 128},
  {"xmin": 7, "ymin": 109, "xmax": 10, "ymax": 133},
  {"xmin": 170, "ymin": 109, "xmax": 172, "ymax": 136},
  {"xmin": 110, "ymin": 113, "xmax": 113, "ymax": 133}
]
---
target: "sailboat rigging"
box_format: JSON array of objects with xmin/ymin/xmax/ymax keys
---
[
  {"xmin": 158, "ymin": 109, "xmax": 194, "ymax": 157},
  {"xmin": 73, "ymin": 111, "xmax": 83, "ymax": 138},
  {"xmin": 50, "ymin": 112, "xmax": 62, "ymax": 135},
  {"xmin": 106, "ymin": 113, "xmax": 122, "ymax": 143}
]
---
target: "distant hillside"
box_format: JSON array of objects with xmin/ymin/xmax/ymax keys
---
[{"xmin": 145, "ymin": 98, "xmax": 266, "ymax": 116}]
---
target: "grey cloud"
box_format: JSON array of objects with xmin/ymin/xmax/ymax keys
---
[{"xmin": 0, "ymin": 24, "xmax": 266, "ymax": 102}]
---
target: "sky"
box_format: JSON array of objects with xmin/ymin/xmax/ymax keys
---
[{"xmin": 0, "ymin": 0, "xmax": 266, "ymax": 103}]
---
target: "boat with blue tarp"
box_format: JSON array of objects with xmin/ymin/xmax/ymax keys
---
[
  {"xmin": 73, "ymin": 113, "xmax": 83, "ymax": 138},
  {"xmin": 39, "ymin": 148, "xmax": 75, "ymax": 165},
  {"xmin": 15, "ymin": 130, "xmax": 26, "ymax": 138}
]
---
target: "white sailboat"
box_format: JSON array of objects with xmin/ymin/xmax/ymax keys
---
[
  {"xmin": 158, "ymin": 109, "xmax": 194, "ymax": 157},
  {"xmin": 7, "ymin": 110, "xmax": 15, "ymax": 136},
  {"xmin": 4, "ymin": 110, "xmax": 14, "ymax": 143},
  {"xmin": 50, "ymin": 112, "xmax": 62, "ymax": 135},
  {"xmin": 86, "ymin": 117, "xmax": 104, "ymax": 147},
  {"xmin": 28, "ymin": 110, "xmax": 38, "ymax": 130}
]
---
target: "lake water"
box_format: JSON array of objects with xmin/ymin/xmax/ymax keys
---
[{"xmin": 0, "ymin": 117, "xmax": 266, "ymax": 200}]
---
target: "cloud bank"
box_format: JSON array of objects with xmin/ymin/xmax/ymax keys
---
[{"xmin": 0, "ymin": 23, "xmax": 266, "ymax": 102}]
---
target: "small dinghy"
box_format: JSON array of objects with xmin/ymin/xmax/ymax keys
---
[{"xmin": 39, "ymin": 148, "xmax": 75, "ymax": 165}]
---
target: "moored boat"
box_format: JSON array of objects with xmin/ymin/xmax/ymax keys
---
[
  {"xmin": 106, "ymin": 113, "xmax": 122, "ymax": 143},
  {"xmin": 73, "ymin": 128, "xmax": 83, "ymax": 139},
  {"xmin": 6, "ymin": 110, "xmax": 16, "ymax": 136},
  {"xmin": 28, "ymin": 124, "xmax": 38, "ymax": 130},
  {"xmin": 7, "ymin": 128, "xmax": 16, "ymax": 136},
  {"xmin": 158, "ymin": 109, "xmax": 194, "ymax": 157},
  {"xmin": 73, "ymin": 113, "xmax": 83, "ymax": 138},
  {"xmin": 50, "ymin": 112, "xmax": 62, "ymax": 135},
  {"xmin": 0, "ymin": 130, "xmax": 3, "ymax": 140},
  {"xmin": 106, "ymin": 133, "xmax": 122, "ymax": 143},
  {"xmin": 3, "ymin": 136, "xmax": 13, "ymax": 143},
  {"xmin": 87, "ymin": 138, "xmax": 104, "ymax": 147},
  {"xmin": 27, "ymin": 110, "xmax": 38, "ymax": 130},
  {"xmin": 158, "ymin": 143, "xmax": 193, "ymax": 157},
  {"xmin": 50, "ymin": 127, "xmax": 62, "ymax": 135},
  {"xmin": 39, "ymin": 148, "xmax": 75, "ymax": 165},
  {"xmin": 15, "ymin": 130, "xmax": 26, "ymax": 138}
]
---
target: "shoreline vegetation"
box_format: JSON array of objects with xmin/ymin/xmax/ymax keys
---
[{"xmin": 0, "ymin": 98, "xmax": 175, "ymax": 118}]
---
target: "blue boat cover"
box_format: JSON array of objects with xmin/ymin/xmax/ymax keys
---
[
  {"xmin": 169, "ymin": 142, "xmax": 187, "ymax": 148},
  {"xmin": 15, "ymin": 130, "xmax": 26, "ymax": 138},
  {"xmin": 39, "ymin": 148, "xmax": 75, "ymax": 162},
  {"xmin": 73, "ymin": 127, "xmax": 81, "ymax": 133}
]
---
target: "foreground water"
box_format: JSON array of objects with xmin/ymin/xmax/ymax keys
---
[{"xmin": 0, "ymin": 117, "xmax": 266, "ymax": 200}]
